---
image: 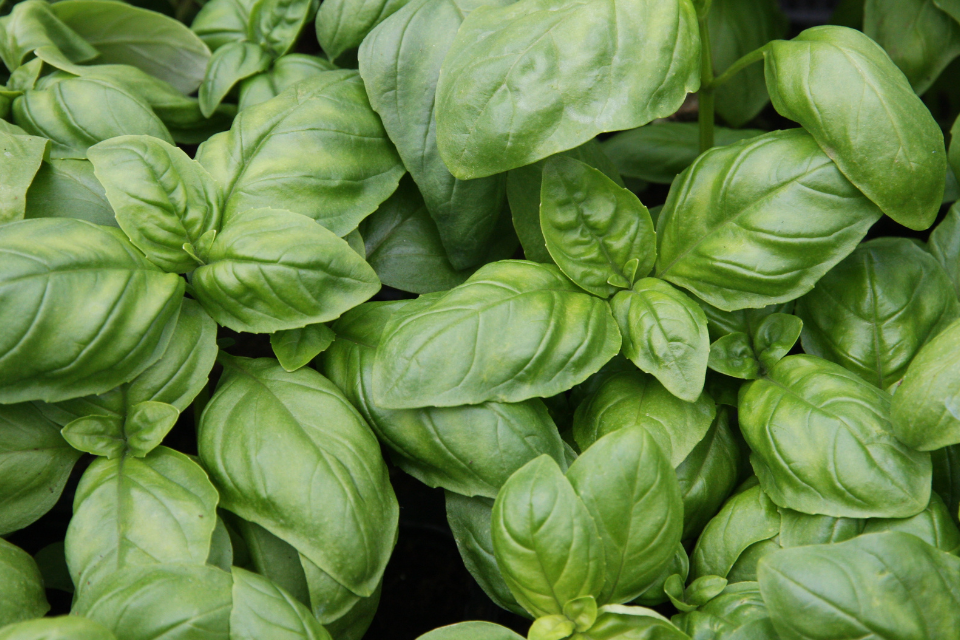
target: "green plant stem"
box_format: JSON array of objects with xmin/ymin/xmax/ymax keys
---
[
  {"xmin": 709, "ymin": 46, "xmax": 768, "ymax": 90},
  {"xmin": 698, "ymin": 14, "xmax": 715, "ymax": 154}
]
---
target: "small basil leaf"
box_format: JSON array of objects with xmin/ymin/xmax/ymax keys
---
[
  {"xmin": 0, "ymin": 0, "xmax": 98, "ymax": 71},
  {"xmin": 765, "ymin": 26, "xmax": 946, "ymax": 230},
  {"xmin": 190, "ymin": 0, "xmax": 257, "ymax": 51},
  {"xmin": 491, "ymin": 455, "xmax": 605, "ymax": 617},
  {"xmin": 88, "ymin": 135, "xmax": 222, "ymax": 273},
  {"xmin": 740, "ymin": 355, "xmax": 932, "ymax": 518},
  {"xmin": 563, "ymin": 596, "xmax": 598, "ymax": 632},
  {"xmin": 24, "ymin": 159, "xmax": 116, "ymax": 227},
  {"xmin": 0, "ymin": 219, "xmax": 184, "ymax": 404},
  {"xmin": 777, "ymin": 508, "xmax": 863, "ymax": 548},
  {"xmin": 191, "ymin": 208, "xmax": 380, "ymax": 334},
  {"xmin": 672, "ymin": 582, "xmax": 772, "ymax": 639},
  {"xmin": 271, "ymin": 324, "xmax": 336, "ymax": 372},
  {"xmin": 611, "ymin": 278, "xmax": 710, "ymax": 402},
  {"xmin": 752, "ymin": 313, "xmax": 802, "ymax": 371},
  {"xmin": 0, "ymin": 539, "xmax": 49, "ymax": 626},
  {"xmin": 231, "ymin": 518, "xmax": 311, "ymax": 607},
  {"xmin": 928, "ymin": 202, "xmax": 960, "ymax": 298},
  {"xmin": 581, "ymin": 605, "xmax": 687, "ymax": 640},
  {"xmin": 540, "ymin": 156, "xmax": 656, "ymax": 297},
  {"xmin": 686, "ymin": 575, "xmax": 729, "ymax": 607},
  {"xmin": 315, "ymin": 0, "xmax": 409, "ymax": 62},
  {"xmin": 0, "ymin": 404, "xmax": 82, "ymax": 536},
  {"xmin": 199, "ymin": 41, "xmax": 273, "ymax": 117},
  {"xmin": 238, "ymin": 54, "xmax": 335, "ymax": 111},
  {"xmin": 0, "ymin": 617, "xmax": 116, "ymax": 640},
  {"xmin": 434, "ymin": 0, "xmax": 700, "ymax": 179},
  {"xmin": 64, "ymin": 447, "xmax": 219, "ymax": 594},
  {"xmin": 698, "ymin": 300, "xmax": 794, "ymax": 342},
  {"xmin": 891, "ymin": 318, "xmax": 960, "ymax": 451},
  {"xmin": 601, "ymin": 123, "xmax": 764, "ymax": 184},
  {"xmin": 708, "ymin": 333, "xmax": 761, "ymax": 380},
  {"xmin": 417, "ymin": 622, "xmax": 526, "ymax": 640},
  {"xmin": 572, "ymin": 369, "xmax": 715, "ymax": 468},
  {"xmin": 230, "ymin": 566, "xmax": 332, "ymax": 640},
  {"xmin": 60, "ymin": 414, "xmax": 126, "ymax": 458},
  {"xmin": 656, "ymin": 129, "xmax": 882, "ymax": 311},
  {"xmin": 0, "ymin": 130, "xmax": 46, "ymax": 224},
  {"xmin": 250, "ymin": 0, "xmax": 315, "ymax": 58},
  {"xmin": 634, "ymin": 544, "xmax": 689, "ymax": 607},
  {"xmin": 528, "ymin": 615, "xmax": 576, "ymax": 640},
  {"xmin": 123, "ymin": 401, "xmax": 180, "ymax": 457},
  {"xmin": 373, "ymin": 261, "xmax": 621, "ymax": 408},
  {"xmin": 197, "ymin": 71, "xmax": 404, "ymax": 235},
  {"xmin": 50, "ymin": 0, "xmax": 212, "ymax": 94},
  {"xmin": 663, "ymin": 574, "xmax": 695, "ymax": 612},
  {"xmin": 304, "ymin": 564, "xmax": 381, "ymax": 639}
]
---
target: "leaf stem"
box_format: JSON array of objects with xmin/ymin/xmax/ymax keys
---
[
  {"xmin": 697, "ymin": 13, "xmax": 715, "ymax": 154},
  {"xmin": 708, "ymin": 45, "xmax": 769, "ymax": 91}
]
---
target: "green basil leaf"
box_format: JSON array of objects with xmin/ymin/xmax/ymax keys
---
[
  {"xmin": 64, "ymin": 446, "xmax": 219, "ymax": 593},
  {"xmin": 191, "ymin": 208, "xmax": 380, "ymax": 333},
  {"xmin": 372, "ymin": 261, "xmax": 622, "ymax": 408},
  {"xmin": 567, "ymin": 427, "xmax": 683, "ymax": 605},
  {"xmin": 444, "ymin": 492, "xmax": 528, "ymax": 617},
  {"xmin": 198, "ymin": 356, "xmax": 398, "ymax": 596},
  {"xmin": 231, "ymin": 517, "xmax": 311, "ymax": 607},
  {"xmin": 752, "ymin": 313, "xmax": 803, "ymax": 371},
  {"xmin": 672, "ymin": 582, "xmax": 773, "ymax": 639},
  {"xmin": 933, "ymin": 445, "xmax": 960, "ymax": 526},
  {"xmin": 301, "ymin": 553, "xmax": 382, "ymax": 633},
  {"xmin": 0, "ymin": 617, "xmax": 117, "ymax": 640},
  {"xmin": 358, "ymin": 0, "xmax": 509, "ymax": 270},
  {"xmin": 528, "ymin": 615, "xmax": 576, "ymax": 640},
  {"xmin": 123, "ymin": 401, "xmax": 181, "ymax": 456},
  {"xmin": 601, "ymin": 123, "xmax": 764, "ymax": 185},
  {"xmin": 190, "ymin": 0, "xmax": 257, "ymax": 51},
  {"xmin": 581, "ymin": 605, "xmax": 687, "ymax": 640},
  {"xmin": 358, "ymin": 177, "xmax": 472, "ymax": 294},
  {"xmin": 88, "ymin": 135, "xmax": 222, "ymax": 273},
  {"xmin": 0, "ymin": 130, "xmax": 46, "ymax": 225},
  {"xmin": 572, "ymin": 370, "xmax": 715, "ymax": 468},
  {"xmin": 929, "ymin": 202, "xmax": 960, "ymax": 299},
  {"xmin": 863, "ymin": 493, "xmax": 960, "ymax": 554},
  {"xmin": 207, "ymin": 517, "xmax": 234, "ymax": 572},
  {"xmin": 73, "ymin": 564, "xmax": 233, "ymax": 640},
  {"xmin": 951, "ymin": 114, "xmax": 960, "ymax": 177},
  {"xmin": 508, "ymin": 140, "xmax": 623, "ymax": 265},
  {"xmin": 271, "ymin": 324, "xmax": 336, "ymax": 372},
  {"xmin": 433, "ymin": 0, "xmax": 700, "ymax": 179},
  {"xmin": 740, "ymin": 355, "xmax": 931, "ymax": 518},
  {"xmin": 891, "ymin": 318, "xmax": 960, "ymax": 451},
  {"xmin": 708, "ymin": 333, "xmax": 761, "ymax": 380},
  {"xmin": 0, "ymin": 539, "xmax": 49, "ymax": 626},
  {"xmin": 196, "ymin": 71, "xmax": 404, "ymax": 235},
  {"xmin": 540, "ymin": 156, "xmax": 656, "ymax": 297},
  {"xmin": 324, "ymin": 301, "xmax": 566, "ymax": 499},
  {"xmin": 417, "ymin": 622, "xmax": 526, "ymax": 640},
  {"xmin": 676, "ymin": 407, "xmax": 741, "ymax": 541},
  {"xmin": 634, "ymin": 544, "xmax": 689, "ymax": 607},
  {"xmin": 0, "ymin": 219, "xmax": 185, "ymax": 404},
  {"xmin": 491, "ymin": 455, "xmax": 605, "ymax": 617},
  {"xmin": 0, "ymin": 0, "xmax": 98, "ymax": 71},
  {"xmin": 698, "ymin": 300, "xmax": 794, "ymax": 342},
  {"xmin": 199, "ymin": 41, "xmax": 273, "ymax": 118},
  {"xmin": 759, "ymin": 532, "xmax": 960, "ymax": 640},
  {"xmin": 230, "ymin": 566, "xmax": 332, "ymax": 640},
  {"xmin": 0, "ymin": 404, "xmax": 82, "ymax": 536},
  {"xmin": 60, "ymin": 414, "xmax": 127, "ymax": 458},
  {"xmin": 250, "ymin": 0, "xmax": 315, "ymax": 58},
  {"xmin": 13, "ymin": 77, "xmax": 174, "ymax": 159},
  {"xmin": 777, "ymin": 508, "xmax": 863, "ymax": 548},
  {"xmin": 50, "ymin": 0, "xmax": 212, "ymax": 94},
  {"xmin": 864, "ymin": 0, "xmax": 960, "ymax": 95},
  {"xmin": 315, "ymin": 0, "xmax": 409, "ymax": 61},
  {"xmin": 611, "ymin": 278, "xmax": 710, "ymax": 402},
  {"xmin": 24, "ymin": 159, "xmax": 116, "ymax": 227},
  {"xmin": 764, "ymin": 26, "xmax": 946, "ymax": 230},
  {"xmin": 795, "ymin": 238, "xmax": 960, "ymax": 388},
  {"xmin": 655, "ymin": 129, "xmax": 882, "ymax": 311},
  {"xmin": 238, "ymin": 54, "xmax": 335, "ymax": 111},
  {"xmin": 709, "ymin": 0, "xmax": 787, "ymax": 127}
]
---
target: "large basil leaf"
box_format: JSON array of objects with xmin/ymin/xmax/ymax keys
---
[
  {"xmin": 372, "ymin": 261, "xmax": 622, "ymax": 408},
  {"xmin": 231, "ymin": 567, "xmax": 332, "ymax": 640},
  {"xmin": 88, "ymin": 135, "xmax": 222, "ymax": 273},
  {"xmin": 0, "ymin": 130, "xmax": 46, "ymax": 225},
  {"xmin": 23, "ymin": 159, "xmax": 116, "ymax": 227},
  {"xmin": 796, "ymin": 238, "xmax": 960, "ymax": 388},
  {"xmin": 930, "ymin": 202, "xmax": 960, "ymax": 299},
  {"xmin": 0, "ymin": 404, "xmax": 82, "ymax": 536},
  {"xmin": 191, "ymin": 208, "xmax": 380, "ymax": 334},
  {"xmin": 863, "ymin": 493, "xmax": 960, "ymax": 554},
  {"xmin": 199, "ymin": 41, "xmax": 273, "ymax": 117},
  {"xmin": 418, "ymin": 622, "xmax": 526, "ymax": 640},
  {"xmin": 611, "ymin": 278, "xmax": 710, "ymax": 402},
  {"xmin": 64, "ymin": 446, "xmax": 219, "ymax": 593},
  {"xmin": 676, "ymin": 408, "xmax": 741, "ymax": 540},
  {"xmin": 864, "ymin": 0, "xmax": 960, "ymax": 95},
  {"xmin": 601, "ymin": 123, "xmax": 763, "ymax": 185},
  {"xmin": 445, "ymin": 492, "xmax": 527, "ymax": 616},
  {"xmin": 73, "ymin": 564, "xmax": 233, "ymax": 640},
  {"xmin": 740, "ymin": 355, "xmax": 931, "ymax": 518},
  {"xmin": 50, "ymin": 0, "xmax": 212, "ymax": 94},
  {"xmin": 0, "ymin": 219, "xmax": 184, "ymax": 404},
  {"xmin": 491, "ymin": 455, "xmax": 605, "ymax": 617},
  {"xmin": 0, "ymin": 539, "xmax": 48, "ymax": 625},
  {"xmin": 567, "ymin": 427, "xmax": 683, "ymax": 605},
  {"xmin": 12, "ymin": 77, "xmax": 174, "ymax": 159},
  {"xmin": 759, "ymin": 532, "xmax": 960, "ymax": 640},
  {"xmin": 709, "ymin": 0, "xmax": 787, "ymax": 127},
  {"xmin": 196, "ymin": 71, "xmax": 404, "ymax": 235},
  {"xmin": 359, "ymin": 0, "xmax": 509, "ymax": 270},
  {"xmin": 198, "ymin": 357, "xmax": 397, "ymax": 597},
  {"xmin": 765, "ymin": 26, "xmax": 946, "ymax": 230},
  {"xmin": 540, "ymin": 156, "xmax": 656, "ymax": 298},
  {"xmin": 572, "ymin": 370, "xmax": 715, "ymax": 468},
  {"xmin": 0, "ymin": 0, "xmax": 98, "ymax": 71},
  {"xmin": 656, "ymin": 129, "xmax": 882, "ymax": 311},
  {"xmin": 891, "ymin": 318, "xmax": 960, "ymax": 451},
  {"xmin": 433, "ymin": 0, "xmax": 700, "ymax": 179},
  {"xmin": 316, "ymin": 0, "xmax": 409, "ymax": 61},
  {"xmin": 239, "ymin": 54, "xmax": 336, "ymax": 110},
  {"xmin": 324, "ymin": 301, "xmax": 566, "ymax": 499},
  {"xmin": 0, "ymin": 617, "xmax": 117, "ymax": 640},
  {"xmin": 508, "ymin": 140, "xmax": 623, "ymax": 264}
]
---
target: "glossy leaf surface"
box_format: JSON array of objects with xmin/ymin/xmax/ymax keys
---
[{"xmin": 0, "ymin": 539, "xmax": 48, "ymax": 626}]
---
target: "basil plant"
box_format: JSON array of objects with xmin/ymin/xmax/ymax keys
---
[{"xmin": 3, "ymin": 0, "xmax": 960, "ymax": 638}]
